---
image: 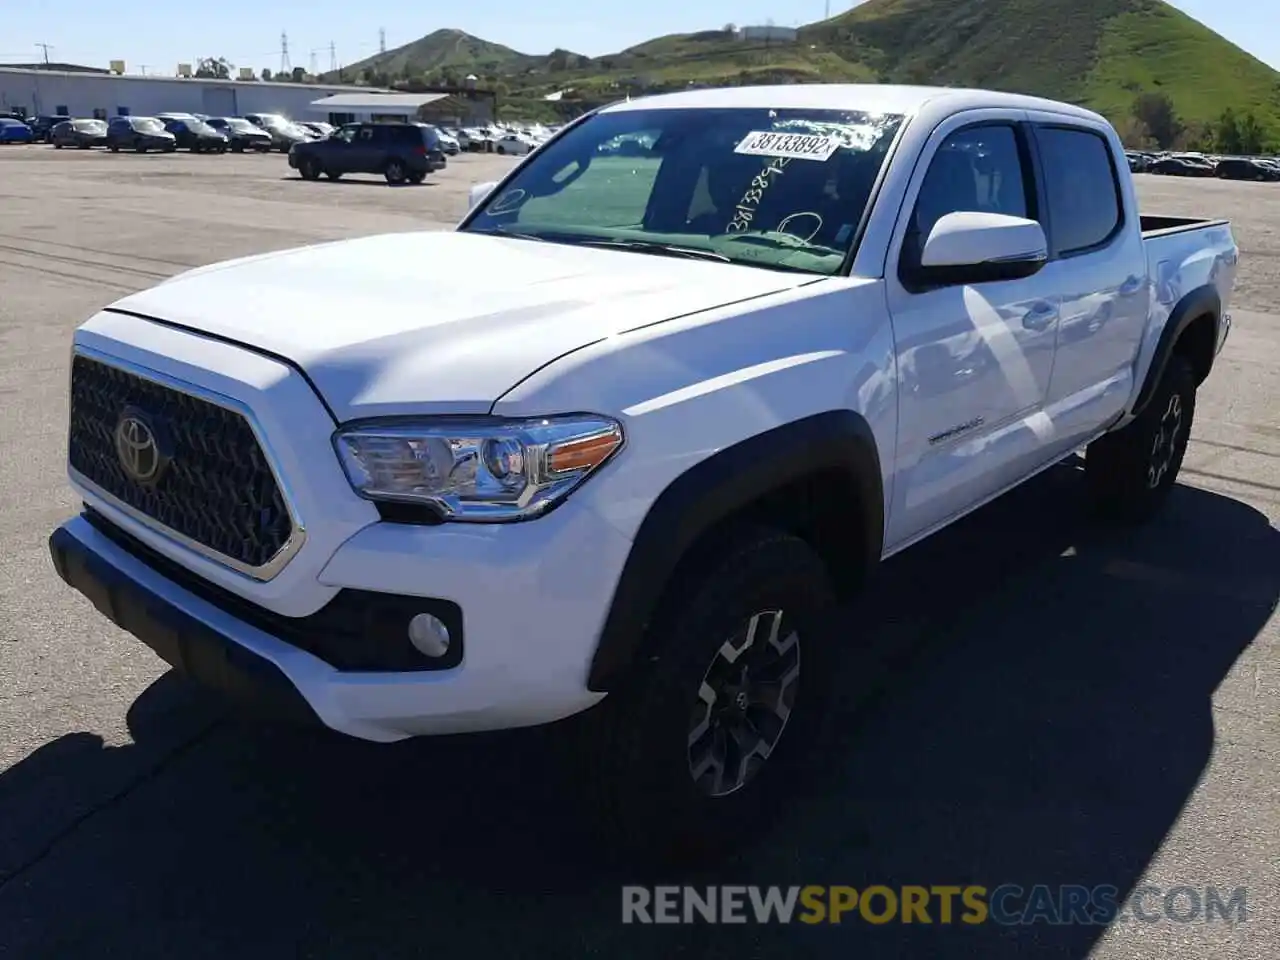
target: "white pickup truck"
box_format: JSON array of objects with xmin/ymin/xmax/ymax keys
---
[{"xmin": 50, "ymin": 84, "xmax": 1236, "ymax": 855}]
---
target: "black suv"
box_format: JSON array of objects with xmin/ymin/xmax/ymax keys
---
[
  {"xmin": 162, "ymin": 117, "xmax": 229, "ymax": 153},
  {"xmin": 106, "ymin": 116, "xmax": 177, "ymax": 153},
  {"xmin": 288, "ymin": 122, "xmax": 447, "ymax": 184}
]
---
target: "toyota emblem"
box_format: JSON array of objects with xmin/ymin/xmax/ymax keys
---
[{"xmin": 114, "ymin": 409, "xmax": 167, "ymax": 484}]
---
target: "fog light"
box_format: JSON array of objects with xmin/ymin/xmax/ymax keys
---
[{"xmin": 407, "ymin": 612, "xmax": 452, "ymax": 659}]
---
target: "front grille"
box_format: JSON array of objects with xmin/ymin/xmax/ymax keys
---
[{"xmin": 68, "ymin": 354, "xmax": 295, "ymax": 572}]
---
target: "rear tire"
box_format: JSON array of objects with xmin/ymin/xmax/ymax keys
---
[
  {"xmin": 325, "ymin": 171, "xmax": 342, "ymax": 181},
  {"xmin": 384, "ymin": 159, "xmax": 407, "ymax": 184},
  {"xmin": 54, "ymin": 142, "xmax": 63, "ymax": 149},
  {"xmin": 1086, "ymin": 355, "xmax": 1197, "ymax": 524},
  {"xmin": 571, "ymin": 527, "xmax": 839, "ymax": 864},
  {"xmin": 407, "ymin": 171, "xmax": 425, "ymax": 184}
]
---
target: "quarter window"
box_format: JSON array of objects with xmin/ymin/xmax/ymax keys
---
[{"xmin": 1036, "ymin": 127, "xmax": 1122, "ymax": 254}]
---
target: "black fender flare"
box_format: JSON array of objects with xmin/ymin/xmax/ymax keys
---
[
  {"xmin": 1131, "ymin": 283, "xmax": 1220, "ymax": 418},
  {"xmin": 587, "ymin": 410, "xmax": 885, "ymax": 692}
]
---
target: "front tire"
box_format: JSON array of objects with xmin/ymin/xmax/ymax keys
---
[
  {"xmin": 1086, "ymin": 355, "xmax": 1197, "ymax": 524},
  {"xmin": 299, "ymin": 157, "xmax": 322, "ymax": 180},
  {"xmin": 573, "ymin": 527, "xmax": 838, "ymax": 862}
]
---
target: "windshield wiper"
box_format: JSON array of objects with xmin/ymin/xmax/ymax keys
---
[
  {"xmin": 471, "ymin": 228, "xmax": 731, "ymax": 263},
  {"xmin": 573, "ymin": 238, "xmax": 732, "ymax": 264}
]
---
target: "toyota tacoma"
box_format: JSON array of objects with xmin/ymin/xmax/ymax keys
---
[{"xmin": 49, "ymin": 84, "xmax": 1237, "ymax": 855}]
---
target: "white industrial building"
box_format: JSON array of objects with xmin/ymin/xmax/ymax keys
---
[{"xmin": 0, "ymin": 66, "xmax": 391, "ymax": 122}]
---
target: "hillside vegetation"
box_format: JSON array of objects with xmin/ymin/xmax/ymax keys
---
[{"xmin": 323, "ymin": 0, "xmax": 1280, "ymax": 141}]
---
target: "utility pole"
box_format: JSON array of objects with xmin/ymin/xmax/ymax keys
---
[
  {"xmin": 309, "ymin": 49, "xmax": 318, "ymax": 75},
  {"xmin": 279, "ymin": 31, "xmax": 291, "ymax": 75},
  {"xmin": 34, "ymin": 42, "xmax": 53, "ymax": 65},
  {"xmin": 139, "ymin": 64, "xmax": 149, "ymax": 76},
  {"xmin": 329, "ymin": 42, "xmax": 337, "ymax": 73},
  {"xmin": 379, "ymin": 28, "xmax": 386, "ymax": 54}
]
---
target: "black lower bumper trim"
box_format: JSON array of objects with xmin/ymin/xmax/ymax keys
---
[{"xmin": 49, "ymin": 524, "xmax": 321, "ymax": 726}]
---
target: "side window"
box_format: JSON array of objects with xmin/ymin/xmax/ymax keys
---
[
  {"xmin": 1035, "ymin": 126, "xmax": 1122, "ymax": 255},
  {"xmin": 910, "ymin": 124, "xmax": 1030, "ymax": 249},
  {"xmin": 358, "ymin": 126, "xmax": 375, "ymax": 142}
]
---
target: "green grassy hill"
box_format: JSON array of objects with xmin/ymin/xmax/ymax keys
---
[
  {"xmin": 324, "ymin": 1, "xmax": 1280, "ymax": 141},
  {"xmin": 333, "ymin": 28, "xmax": 558, "ymax": 81},
  {"xmin": 802, "ymin": 0, "xmax": 1280, "ymax": 134}
]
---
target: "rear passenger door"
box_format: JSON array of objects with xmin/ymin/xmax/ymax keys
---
[
  {"xmin": 883, "ymin": 112, "xmax": 1062, "ymax": 549},
  {"xmin": 1025, "ymin": 115, "xmax": 1148, "ymax": 451}
]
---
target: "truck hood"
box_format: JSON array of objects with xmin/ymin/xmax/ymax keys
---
[{"xmin": 108, "ymin": 231, "xmax": 808, "ymax": 421}]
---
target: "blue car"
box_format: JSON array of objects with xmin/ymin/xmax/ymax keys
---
[{"xmin": 0, "ymin": 118, "xmax": 34, "ymax": 143}]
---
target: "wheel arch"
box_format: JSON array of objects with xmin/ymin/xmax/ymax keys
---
[
  {"xmin": 1132, "ymin": 283, "xmax": 1220, "ymax": 418},
  {"xmin": 586, "ymin": 410, "xmax": 885, "ymax": 692}
]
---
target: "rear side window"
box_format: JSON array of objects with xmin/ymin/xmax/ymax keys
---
[{"xmin": 1036, "ymin": 127, "xmax": 1123, "ymax": 255}]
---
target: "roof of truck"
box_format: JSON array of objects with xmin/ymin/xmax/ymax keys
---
[{"xmin": 604, "ymin": 84, "xmax": 1106, "ymax": 123}]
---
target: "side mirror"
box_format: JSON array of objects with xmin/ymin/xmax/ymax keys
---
[
  {"xmin": 917, "ymin": 211, "xmax": 1048, "ymax": 285},
  {"xmin": 468, "ymin": 181, "xmax": 499, "ymax": 211}
]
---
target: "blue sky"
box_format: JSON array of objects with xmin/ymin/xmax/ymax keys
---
[{"xmin": 1, "ymin": 1, "xmax": 1275, "ymax": 76}]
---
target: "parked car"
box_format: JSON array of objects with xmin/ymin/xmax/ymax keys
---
[
  {"xmin": 50, "ymin": 118, "xmax": 109, "ymax": 149},
  {"xmin": 205, "ymin": 117, "xmax": 273, "ymax": 152},
  {"xmin": 1150, "ymin": 155, "xmax": 1215, "ymax": 177},
  {"xmin": 0, "ymin": 117, "xmax": 35, "ymax": 143},
  {"xmin": 288, "ymin": 121, "xmax": 446, "ymax": 184},
  {"xmin": 25, "ymin": 114, "xmax": 69, "ymax": 142},
  {"xmin": 105, "ymin": 116, "xmax": 177, "ymax": 153},
  {"xmin": 431, "ymin": 126, "xmax": 460, "ymax": 155},
  {"xmin": 243, "ymin": 113, "xmax": 313, "ymax": 152},
  {"xmin": 494, "ymin": 132, "xmax": 536, "ymax": 156},
  {"xmin": 1215, "ymin": 157, "xmax": 1280, "ymax": 182},
  {"xmin": 161, "ymin": 117, "xmax": 230, "ymax": 153},
  {"xmin": 48, "ymin": 84, "xmax": 1237, "ymax": 860},
  {"xmin": 297, "ymin": 121, "xmax": 334, "ymax": 138}
]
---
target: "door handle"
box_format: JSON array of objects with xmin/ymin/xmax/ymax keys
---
[{"xmin": 1022, "ymin": 302, "xmax": 1058, "ymax": 331}]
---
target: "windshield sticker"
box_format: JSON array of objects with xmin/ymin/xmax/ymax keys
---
[
  {"xmin": 727, "ymin": 157, "xmax": 791, "ymax": 233},
  {"xmin": 735, "ymin": 130, "xmax": 840, "ymax": 162}
]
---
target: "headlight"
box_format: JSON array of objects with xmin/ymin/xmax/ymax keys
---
[{"xmin": 334, "ymin": 415, "xmax": 624, "ymax": 522}]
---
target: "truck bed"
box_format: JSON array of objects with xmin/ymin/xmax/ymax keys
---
[{"xmin": 1140, "ymin": 214, "xmax": 1229, "ymax": 238}]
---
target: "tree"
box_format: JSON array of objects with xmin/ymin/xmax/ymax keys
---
[
  {"xmin": 1114, "ymin": 115, "xmax": 1156, "ymax": 150},
  {"xmin": 194, "ymin": 57, "xmax": 233, "ymax": 80},
  {"xmin": 1213, "ymin": 107, "xmax": 1242, "ymax": 154},
  {"xmin": 260, "ymin": 68, "xmax": 273, "ymax": 81},
  {"xmin": 1236, "ymin": 111, "xmax": 1266, "ymax": 155},
  {"xmin": 1131, "ymin": 92, "xmax": 1181, "ymax": 149}
]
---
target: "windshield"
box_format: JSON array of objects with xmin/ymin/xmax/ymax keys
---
[
  {"xmin": 463, "ymin": 106, "xmax": 904, "ymax": 275},
  {"xmin": 186, "ymin": 120, "xmax": 216, "ymax": 135},
  {"xmin": 226, "ymin": 119, "xmax": 256, "ymax": 133},
  {"xmin": 133, "ymin": 118, "xmax": 164, "ymax": 132},
  {"xmin": 74, "ymin": 120, "xmax": 105, "ymax": 132}
]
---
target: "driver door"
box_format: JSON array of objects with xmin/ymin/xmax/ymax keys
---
[{"xmin": 882, "ymin": 113, "xmax": 1062, "ymax": 551}]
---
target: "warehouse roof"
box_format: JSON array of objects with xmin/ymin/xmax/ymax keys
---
[
  {"xmin": 309, "ymin": 93, "xmax": 450, "ymax": 110},
  {"xmin": 0, "ymin": 66, "xmax": 383, "ymax": 93}
]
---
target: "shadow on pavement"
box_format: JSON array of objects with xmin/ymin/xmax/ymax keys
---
[{"xmin": 1, "ymin": 465, "xmax": 1275, "ymax": 959}]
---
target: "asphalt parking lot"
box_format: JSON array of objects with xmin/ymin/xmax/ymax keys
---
[{"xmin": 1, "ymin": 146, "xmax": 1277, "ymax": 959}]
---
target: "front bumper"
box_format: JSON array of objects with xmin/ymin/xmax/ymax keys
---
[{"xmin": 51, "ymin": 494, "xmax": 629, "ymax": 740}]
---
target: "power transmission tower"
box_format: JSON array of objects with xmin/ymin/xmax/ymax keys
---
[
  {"xmin": 379, "ymin": 29, "xmax": 386, "ymax": 54},
  {"xmin": 825, "ymin": 0, "xmax": 831, "ymax": 18},
  {"xmin": 34, "ymin": 42, "xmax": 53, "ymax": 65},
  {"xmin": 279, "ymin": 31, "xmax": 291, "ymax": 74},
  {"xmin": 309, "ymin": 49, "xmax": 318, "ymax": 75},
  {"xmin": 328, "ymin": 42, "xmax": 337, "ymax": 73}
]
